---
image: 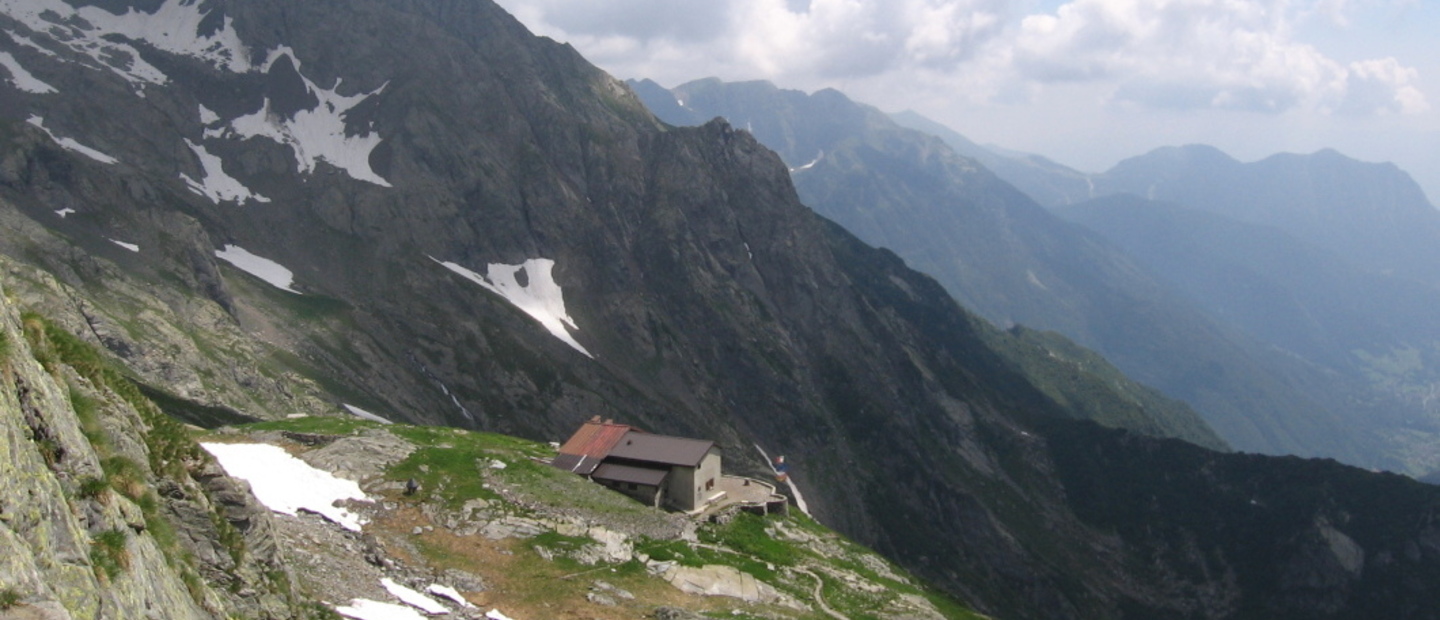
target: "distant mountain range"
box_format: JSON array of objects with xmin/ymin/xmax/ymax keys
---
[
  {"xmin": 917, "ymin": 106, "xmax": 1440, "ymax": 477},
  {"xmin": 632, "ymin": 77, "xmax": 1440, "ymax": 474}
]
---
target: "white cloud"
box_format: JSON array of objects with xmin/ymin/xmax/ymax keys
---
[
  {"xmin": 1339, "ymin": 57, "xmax": 1428, "ymax": 114},
  {"xmin": 494, "ymin": 0, "xmax": 1426, "ymax": 116},
  {"xmin": 1006, "ymin": 0, "xmax": 1423, "ymax": 115},
  {"xmin": 500, "ymin": 0, "xmax": 1010, "ymax": 83}
]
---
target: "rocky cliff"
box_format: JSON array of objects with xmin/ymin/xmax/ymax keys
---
[{"xmin": 0, "ymin": 285, "xmax": 299, "ymax": 617}]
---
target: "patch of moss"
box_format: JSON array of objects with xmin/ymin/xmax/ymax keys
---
[{"xmin": 0, "ymin": 587, "xmax": 20, "ymax": 610}]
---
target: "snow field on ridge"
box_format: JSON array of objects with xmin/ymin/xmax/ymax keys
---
[
  {"xmin": 431, "ymin": 257, "xmax": 593, "ymax": 357},
  {"xmin": 214, "ymin": 245, "xmax": 300, "ymax": 294},
  {"xmin": 27, "ymin": 116, "xmax": 117, "ymax": 164},
  {"xmin": 0, "ymin": 51, "xmax": 54, "ymax": 93},
  {"xmin": 181, "ymin": 139, "xmax": 271, "ymax": 205}
]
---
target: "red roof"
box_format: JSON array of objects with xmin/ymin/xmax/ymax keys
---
[{"xmin": 557, "ymin": 420, "xmax": 633, "ymax": 460}]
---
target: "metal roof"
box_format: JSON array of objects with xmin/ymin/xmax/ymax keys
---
[
  {"xmin": 556, "ymin": 420, "xmax": 632, "ymax": 460},
  {"xmin": 592, "ymin": 463, "xmax": 669, "ymax": 487},
  {"xmin": 550, "ymin": 453, "xmax": 603, "ymax": 476},
  {"xmin": 606, "ymin": 431, "xmax": 716, "ymax": 468}
]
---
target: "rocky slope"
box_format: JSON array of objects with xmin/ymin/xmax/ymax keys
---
[
  {"xmin": 0, "ymin": 285, "xmax": 301, "ymax": 618},
  {"xmin": 5, "ymin": 1, "xmax": 1440, "ymax": 618},
  {"xmin": 0, "ymin": 281, "xmax": 972, "ymax": 619}
]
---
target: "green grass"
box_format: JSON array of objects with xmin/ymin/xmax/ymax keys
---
[
  {"xmin": 387, "ymin": 426, "xmax": 543, "ymax": 509},
  {"xmin": 700, "ymin": 513, "xmax": 797, "ymax": 568},
  {"xmin": 68, "ymin": 385, "xmax": 105, "ymax": 447},
  {"xmin": 90, "ymin": 529, "xmax": 129, "ymax": 581},
  {"xmin": 77, "ymin": 476, "xmax": 110, "ymax": 501},
  {"xmin": 0, "ymin": 588, "xmax": 20, "ymax": 610},
  {"xmin": 635, "ymin": 538, "xmax": 705, "ymax": 567},
  {"xmin": 640, "ymin": 534, "xmax": 783, "ymax": 584}
]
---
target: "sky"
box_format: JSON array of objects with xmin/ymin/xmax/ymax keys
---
[{"xmin": 490, "ymin": 0, "xmax": 1440, "ymax": 203}]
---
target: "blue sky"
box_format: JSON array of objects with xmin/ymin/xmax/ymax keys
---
[{"xmin": 493, "ymin": 0, "xmax": 1440, "ymax": 201}]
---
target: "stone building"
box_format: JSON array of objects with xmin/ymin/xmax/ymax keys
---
[{"xmin": 552, "ymin": 417, "xmax": 723, "ymax": 512}]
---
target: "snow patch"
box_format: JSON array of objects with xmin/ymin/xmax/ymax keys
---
[
  {"xmin": 0, "ymin": 0, "xmax": 165, "ymax": 86},
  {"xmin": 54, "ymin": 208, "xmax": 74, "ymax": 218},
  {"xmin": 198, "ymin": 103, "xmax": 220, "ymax": 125},
  {"xmin": 230, "ymin": 48, "xmax": 390, "ymax": 187},
  {"xmin": 181, "ymin": 139, "xmax": 271, "ymax": 205},
  {"xmin": 381, "ymin": 579, "xmax": 448, "ymax": 615},
  {"xmin": 1025, "ymin": 269, "xmax": 1048, "ymax": 291},
  {"xmin": 77, "ymin": 0, "xmax": 251, "ymax": 72},
  {"xmin": 430, "ymin": 257, "xmax": 592, "ymax": 358},
  {"xmin": 426, "ymin": 584, "xmax": 475, "ymax": 609},
  {"xmin": 0, "ymin": 0, "xmax": 249, "ymax": 88},
  {"xmin": 201, "ymin": 442, "xmax": 371, "ymax": 531},
  {"xmin": 334, "ymin": 599, "xmax": 427, "ymax": 620},
  {"xmin": 214, "ymin": 244, "xmax": 299, "ymax": 293},
  {"xmin": 109, "ymin": 239, "xmax": 140, "ymax": 253},
  {"xmin": 27, "ymin": 116, "xmax": 117, "ymax": 164},
  {"xmin": 2, "ymin": 2, "xmax": 393, "ymax": 185},
  {"xmin": 0, "ymin": 51, "xmax": 55, "ymax": 93},
  {"xmin": 789, "ymin": 150, "xmax": 823, "ymax": 173},
  {"xmin": 343, "ymin": 404, "xmax": 393, "ymax": 425},
  {"xmin": 6, "ymin": 32, "xmax": 56, "ymax": 57}
]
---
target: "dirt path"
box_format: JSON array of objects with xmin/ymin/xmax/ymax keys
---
[{"xmin": 794, "ymin": 567, "xmax": 848, "ymax": 620}]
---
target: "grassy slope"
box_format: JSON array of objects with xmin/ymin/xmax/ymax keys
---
[{"xmin": 225, "ymin": 416, "xmax": 985, "ymax": 619}]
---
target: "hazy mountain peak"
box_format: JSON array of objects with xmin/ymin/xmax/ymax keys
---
[{"xmin": 1116, "ymin": 143, "xmax": 1239, "ymax": 171}]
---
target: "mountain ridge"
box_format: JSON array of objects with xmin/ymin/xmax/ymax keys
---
[{"xmin": 632, "ymin": 76, "xmax": 1421, "ymax": 468}]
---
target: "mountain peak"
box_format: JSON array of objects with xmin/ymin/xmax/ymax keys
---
[{"xmin": 1121, "ymin": 143, "xmax": 1239, "ymax": 170}]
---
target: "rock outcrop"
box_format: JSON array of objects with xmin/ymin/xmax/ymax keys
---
[{"xmin": 0, "ymin": 286, "xmax": 298, "ymax": 618}]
